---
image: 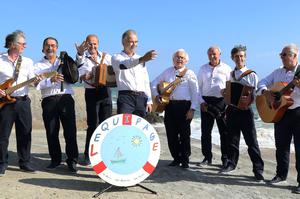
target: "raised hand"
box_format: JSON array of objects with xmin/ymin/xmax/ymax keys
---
[{"xmin": 75, "ymin": 41, "xmax": 88, "ymax": 56}]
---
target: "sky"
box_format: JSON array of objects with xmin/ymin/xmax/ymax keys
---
[{"xmin": 1, "ymin": 0, "xmax": 300, "ymax": 81}]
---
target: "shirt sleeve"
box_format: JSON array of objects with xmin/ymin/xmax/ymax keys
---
[
  {"xmin": 197, "ymin": 67, "xmax": 204, "ymax": 104},
  {"xmin": 257, "ymin": 71, "xmax": 275, "ymax": 95},
  {"xmin": 188, "ymin": 71, "xmax": 199, "ymax": 110}
]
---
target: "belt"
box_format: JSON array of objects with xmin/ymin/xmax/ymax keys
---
[
  {"xmin": 119, "ymin": 90, "xmax": 145, "ymax": 96},
  {"xmin": 13, "ymin": 95, "xmax": 28, "ymax": 101},
  {"xmin": 169, "ymin": 100, "xmax": 190, "ymax": 103}
]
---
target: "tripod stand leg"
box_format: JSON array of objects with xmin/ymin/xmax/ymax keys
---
[
  {"xmin": 93, "ymin": 184, "xmax": 113, "ymax": 198},
  {"xmin": 136, "ymin": 184, "xmax": 157, "ymax": 194}
]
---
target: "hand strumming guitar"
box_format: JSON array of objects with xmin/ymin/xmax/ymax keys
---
[{"xmin": 0, "ymin": 89, "xmax": 6, "ymax": 98}]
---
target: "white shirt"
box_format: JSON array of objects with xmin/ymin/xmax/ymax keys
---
[
  {"xmin": 197, "ymin": 62, "xmax": 231, "ymax": 104},
  {"xmin": 0, "ymin": 53, "xmax": 35, "ymax": 97},
  {"xmin": 257, "ymin": 66, "xmax": 300, "ymax": 109},
  {"xmin": 34, "ymin": 57, "xmax": 74, "ymax": 98},
  {"xmin": 77, "ymin": 51, "xmax": 112, "ymax": 89},
  {"xmin": 151, "ymin": 66, "xmax": 199, "ymax": 109},
  {"xmin": 112, "ymin": 51, "xmax": 152, "ymax": 104}
]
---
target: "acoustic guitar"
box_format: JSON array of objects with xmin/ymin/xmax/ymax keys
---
[
  {"xmin": 256, "ymin": 81, "xmax": 295, "ymax": 123},
  {"xmin": 152, "ymin": 78, "xmax": 182, "ymax": 113},
  {"xmin": 0, "ymin": 71, "xmax": 57, "ymax": 109}
]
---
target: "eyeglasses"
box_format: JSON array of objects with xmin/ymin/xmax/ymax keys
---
[
  {"xmin": 17, "ymin": 42, "xmax": 26, "ymax": 46},
  {"xmin": 280, "ymin": 52, "xmax": 294, "ymax": 58}
]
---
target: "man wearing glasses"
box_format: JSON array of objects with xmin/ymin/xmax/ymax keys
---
[
  {"xmin": 75, "ymin": 34, "xmax": 112, "ymax": 166},
  {"xmin": 0, "ymin": 30, "xmax": 41, "ymax": 176},
  {"xmin": 34, "ymin": 37, "xmax": 79, "ymax": 173},
  {"xmin": 258, "ymin": 44, "xmax": 300, "ymax": 194}
]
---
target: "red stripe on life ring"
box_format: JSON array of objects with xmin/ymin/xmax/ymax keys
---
[
  {"xmin": 93, "ymin": 161, "xmax": 107, "ymax": 174},
  {"xmin": 122, "ymin": 114, "xmax": 132, "ymax": 125},
  {"xmin": 143, "ymin": 161, "xmax": 155, "ymax": 174}
]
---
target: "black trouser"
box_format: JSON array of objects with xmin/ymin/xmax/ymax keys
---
[
  {"xmin": 0, "ymin": 96, "xmax": 32, "ymax": 168},
  {"xmin": 274, "ymin": 107, "xmax": 300, "ymax": 183},
  {"xmin": 117, "ymin": 90, "xmax": 147, "ymax": 118},
  {"xmin": 42, "ymin": 94, "xmax": 78, "ymax": 164},
  {"xmin": 84, "ymin": 88, "xmax": 112, "ymax": 157},
  {"xmin": 201, "ymin": 96, "xmax": 228, "ymax": 162},
  {"xmin": 164, "ymin": 100, "xmax": 192, "ymax": 164},
  {"xmin": 226, "ymin": 106, "xmax": 264, "ymax": 174}
]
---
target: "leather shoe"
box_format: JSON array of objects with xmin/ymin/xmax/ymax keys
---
[
  {"xmin": 254, "ymin": 172, "xmax": 264, "ymax": 182},
  {"xmin": 181, "ymin": 162, "xmax": 189, "ymax": 169},
  {"xmin": 168, "ymin": 160, "xmax": 180, "ymax": 166},
  {"xmin": 196, "ymin": 158, "xmax": 212, "ymax": 166},
  {"xmin": 0, "ymin": 166, "xmax": 7, "ymax": 177},
  {"xmin": 81, "ymin": 156, "xmax": 91, "ymax": 166},
  {"xmin": 46, "ymin": 162, "xmax": 60, "ymax": 171},
  {"xmin": 67, "ymin": 162, "xmax": 77, "ymax": 173},
  {"xmin": 268, "ymin": 175, "xmax": 286, "ymax": 185},
  {"xmin": 294, "ymin": 184, "xmax": 300, "ymax": 194},
  {"xmin": 20, "ymin": 164, "xmax": 36, "ymax": 173},
  {"xmin": 220, "ymin": 164, "xmax": 235, "ymax": 173}
]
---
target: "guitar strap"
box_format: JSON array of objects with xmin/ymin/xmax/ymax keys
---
[
  {"xmin": 290, "ymin": 64, "xmax": 300, "ymax": 90},
  {"xmin": 13, "ymin": 56, "xmax": 22, "ymax": 81},
  {"xmin": 167, "ymin": 67, "xmax": 188, "ymax": 93}
]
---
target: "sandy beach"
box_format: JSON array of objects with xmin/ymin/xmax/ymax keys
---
[{"xmin": 0, "ymin": 88, "xmax": 299, "ymax": 199}]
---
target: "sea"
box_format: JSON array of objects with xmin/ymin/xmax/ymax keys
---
[{"xmin": 107, "ymin": 87, "xmax": 290, "ymax": 150}]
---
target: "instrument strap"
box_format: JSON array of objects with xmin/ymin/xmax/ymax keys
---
[
  {"xmin": 232, "ymin": 69, "xmax": 255, "ymax": 81},
  {"xmin": 13, "ymin": 56, "xmax": 22, "ymax": 81}
]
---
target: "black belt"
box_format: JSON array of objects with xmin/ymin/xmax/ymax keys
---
[
  {"xmin": 169, "ymin": 100, "xmax": 190, "ymax": 103},
  {"xmin": 119, "ymin": 90, "xmax": 145, "ymax": 96},
  {"xmin": 13, "ymin": 95, "xmax": 28, "ymax": 101}
]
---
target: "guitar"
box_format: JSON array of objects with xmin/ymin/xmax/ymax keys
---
[
  {"xmin": 0, "ymin": 71, "xmax": 58, "ymax": 109},
  {"xmin": 256, "ymin": 81, "xmax": 295, "ymax": 123},
  {"xmin": 152, "ymin": 78, "xmax": 182, "ymax": 113}
]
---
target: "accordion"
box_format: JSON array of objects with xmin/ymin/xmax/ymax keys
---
[
  {"xmin": 224, "ymin": 81, "xmax": 254, "ymax": 110},
  {"xmin": 91, "ymin": 64, "xmax": 116, "ymax": 87}
]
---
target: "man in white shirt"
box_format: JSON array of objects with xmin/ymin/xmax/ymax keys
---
[
  {"xmin": 112, "ymin": 29, "xmax": 157, "ymax": 117},
  {"xmin": 197, "ymin": 46, "xmax": 231, "ymax": 168},
  {"xmin": 0, "ymin": 30, "xmax": 41, "ymax": 176},
  {"xmin": 220, "ymin": 45, "xmax": 264, "ymax": 182},
  {"xmin": 151, "ymin": 49, "xmax": 198, "ymax": 169},
  {"xmin": 76, "ymin": 34, "xmax": 112, "ymax": 166},
  {"xmin": 257, "ymin": 44, "xmax": 300, "ymax": 194},
  {"xmin": 34, "ymin": 37, "xmax": 79, "ymax": 173}
]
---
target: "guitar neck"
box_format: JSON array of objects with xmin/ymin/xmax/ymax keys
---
[
  {"xmin": 161, "ymin": 78, "xmax": 181, "ymax": 94},
  {"xmin": 279, "ymin": 81, "xmax": 295, "ymax": 96},
  {"xmin": 6, "ymin": 78, "xmax": 35, "ymax": 94}
]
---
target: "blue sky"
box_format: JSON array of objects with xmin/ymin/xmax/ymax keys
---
[{"xmin": 1, "ymin": 0, "xmax": 300, "ymax": 80}]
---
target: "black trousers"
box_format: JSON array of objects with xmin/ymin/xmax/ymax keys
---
[
  {"xmin": 84, "ymin": 88, "xmax": 112, "ymax": 157},
  {"xmin": 274, "ymin": 107, "xmax": 300, "ymax": 183},
  {"xmin": 226, "ymin": 106, "xmax": 264, "ymax": 174},
  {"xmin": 117, "ymin": 91, "xmax": 147, "ymax": 118},
  {"xmin": 0, "ymin": 96, "xmax": 32, "ymax": 167},
  {"xmin": 164, "ymin": 100, "xmax": 192, "ymax": 164},
  {"xmin": 42, "ymin": 94, "xmax": 78, "ymax": 164},
  {"xmin": 201, "ymin": 96, "xmax": 228, "ymax": 162}
]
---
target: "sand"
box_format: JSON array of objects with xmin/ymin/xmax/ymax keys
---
[{"xmin": 0, "ymin": 88, "xmax": 299, "ymax": 199}]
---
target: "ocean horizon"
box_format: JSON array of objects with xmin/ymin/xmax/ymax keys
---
[{"xmin": 108, "ymin": 87, "xmax": 288, "ymax": 150}]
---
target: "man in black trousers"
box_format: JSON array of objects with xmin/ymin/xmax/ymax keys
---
[{"xmin": 35, "ymin": 37, "xmax": 78, "ymax": 173}]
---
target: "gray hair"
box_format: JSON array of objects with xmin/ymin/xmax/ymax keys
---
[
  {"xmin": 282, "ymin": 43, "xmax": 299, "ymax": 56},
  {"xmin": 172, "ymin": 48, "xmax": 189, "ymax": 62},
  {"xmin": 207, "ymin": 46, "xmax": 221, "ymax": 54},
  {"xmin": 4, "ymin": 30, "xmax": 25, "ymax": 49},
  {"xmin": 231, "ymin": 44, "xmax": 247, "ymax": 57},
  {"xmin": 86, "ymin": 34, "xmax": 99, "ymax": 43},
  {"xmin": 122, "ymin": 29, "xmax": 137, "ymax": 44}
]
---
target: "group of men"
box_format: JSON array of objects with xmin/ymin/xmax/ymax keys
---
[{"xmin": 0, "ymin": 29, "xmax": 299, "ymax": 194}]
